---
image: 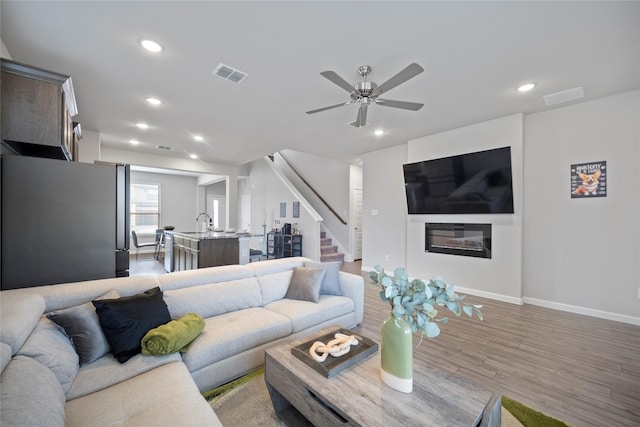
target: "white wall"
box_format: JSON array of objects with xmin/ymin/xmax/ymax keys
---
[
  {"xmin": 1, "ymin": 38, "xmax": 13, "ymax": 59},
  {"xmin": 101, "ymin": 146, "xmax": 243, "ymax": 176},
  {"xmin": 102, "ymin": 146, "xmax": 242, "ymax": 230},
  {"xmin": 247, "ymin": 158, "xmax": 322, "ymax": 261},
  {"xmin": 362, "ymin": 93, "xmax": 640, "ymax": 323},
  {"xmin": 275, "ymin": 150, "xmax": 351, "ymax": 248},
  {"xmin": 362, "ymin": 144, "xmax": 408, "ymax": 270},
  {"xmin": 205, "ymin": 181, "xmax": 227, "ymax": 229},
  {"xmin": 523, "ymin": 90, "xmax": 640, "ymax": 322},
  {"xmin": 77, "ymin": 130, "xmax": 100, "ymax": 164},
  {"xmin": 130, "ymin": 170, "xmax": 198, "ymax": 233},
  {"xmin": 405, "ymin": 114, "xmax": 524, "ymax": 302}
]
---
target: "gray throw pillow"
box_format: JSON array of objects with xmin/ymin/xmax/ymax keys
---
[
  {"xmin": 47, "ymin": 290, "xmax": 119, "ymax": 365},
  {"xmin": 305, "ymin": 261, "xmax": 342, "ymax": 295},
  {"xmin": 285, "ymin": 267, "xmax": 325, "ymax": 303}
]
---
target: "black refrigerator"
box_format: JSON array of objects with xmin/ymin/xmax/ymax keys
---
[{"xmin": 1, "ymin": 155, "xmax": 130, "ymax": 290}]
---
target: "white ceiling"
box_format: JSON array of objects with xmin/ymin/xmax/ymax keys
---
[{"xmin": 2, "ymin": 1, "xmax": 639, "ymax": 166}]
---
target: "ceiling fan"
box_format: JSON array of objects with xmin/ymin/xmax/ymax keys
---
[{"xmin": 306, "ymin": 63, "xmax": 424, "ymax": 128}]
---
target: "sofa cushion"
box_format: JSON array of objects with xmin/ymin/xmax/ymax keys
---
[
  {"xmin": 3, "ymin": 276, "xmax": 161, "ymax": 313},
  {"xmin": 66, "ymin": 352, "xmax": 181, "ymax": 400},
  {"xmin": 0, "ymin": 343, "xmax": 11, "ymax": 374},
  {"xmin": 65, "ymin": 361, "xmax": 222, "ymax": 427},
  {"xmin": 163, "ymin": 277, "xmax": 262, "ymax": 319},
  {"xmin": 265, "ymin": 295, "xmax": 355, "ymax": 333},
  {"xmin": 181, "ymin": 307, "xmax": 291, "ymax": 372},
  {"xmin": 305, "ymin": 261, "xmax": 343, "ymax": 295},
  {"xmin": 0, "ymin": 355, "xmax": 66, "ymax": 427},
  {"xmin": 157, "ymin": 264, "xmax": 254, "ymax": 291},
  {"xmin": 16, "ymin": 317, "xmax": 79, "ymax": 395},
  {"xmin": 257, "ymin": 270, "xmax": 293, "ymax": 305},
  {"xmin": 47, "ymin": 290, "xmax": 120, "ymax": 365},
  {"xmin": 285, "ymin": 267, "xmax": 325, "ymax": 303},
  {"xmin": 93, "ymin": 287, "xmax": 171, "ymax": 363},
  {"xmin": 246, "ymin": 256, "xmax": 306, "ymax": 276},
  {"xmin": 0, "ymin": 293, "xmax": 45, "ymax": 354}
]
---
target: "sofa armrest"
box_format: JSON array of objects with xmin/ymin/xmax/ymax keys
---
[{"xmin": 338, "ymin": 271, "xmax": 364, "ymax": 325}]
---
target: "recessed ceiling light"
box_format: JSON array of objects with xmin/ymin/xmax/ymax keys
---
[
  {"xmin": 136, "ymin": 123, "xmax": 149, "ymax": 130},
  {"xmin": 146, "ymin": 97, "xmax": 162, "ymax": 105},
  {"xmin": 374, "ymin": 129, "xmax": 385, "ymax": 136},
  {"xmin": 189, "ymin": 154, "xmax": 198, "ymax": 159},
  {"xmin": 139, "ymin": 39, "xmax": 163, "ymax": 53},
  {"xmin": 129, "ymin": 139, "xmax": 140, "ymax": 145},
  {"xmin": 517, "ymin": 83, "xmax": 536, "ymax": 92},
  {"xmin": 193, "ymin": 135, "xmax": 204, "ymax": 142}
]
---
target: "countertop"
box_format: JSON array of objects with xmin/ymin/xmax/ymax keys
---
[{"xmin": 166, "ymin": 230, "xmax": 257, "ymax": 240}]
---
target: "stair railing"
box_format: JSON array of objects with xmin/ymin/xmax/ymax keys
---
[{"xmin": 275, "ymin": 153, "xmax": 348, "ymax": 225}]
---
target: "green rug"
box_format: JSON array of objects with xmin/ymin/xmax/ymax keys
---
[
  {"xmin": 502, "ymin": 395, "xmax": 571, "ymax": 427},
  {"xmin": 202, "ymin": 366, "xmax": 265, "ymax": 404},
  {"xmin": 204, "ymin": 369, "xmax": 571, "ymax": 427}
]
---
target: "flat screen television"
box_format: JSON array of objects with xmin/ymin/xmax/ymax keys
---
[{"xmin": 403, "ymin": 146, "xmax": 514, "ymax": 214}]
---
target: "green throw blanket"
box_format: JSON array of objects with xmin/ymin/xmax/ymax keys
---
[{"xmin": 141, "ymin": 312, "xmax": 205, "ymax": 356}]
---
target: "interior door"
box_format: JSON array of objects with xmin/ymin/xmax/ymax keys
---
[
  {"xmin": 352, "ymin": 187, "xmax": 363, "ymax": 260},
  {"xmin": 239, "ymin": 194, "xmax": 251, "ymax": 232}
]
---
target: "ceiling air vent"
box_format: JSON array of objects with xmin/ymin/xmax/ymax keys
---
[
  {"xmin": 543, "ymin": 87, "xmax": 585, "ymax": 106},
  {"xmin": 155, "ymin": 145, "xmax": 174, "ymax": 151},
  {"xmin": 212, "ymin": 63, "xmax": 248, "ymax": 84}
]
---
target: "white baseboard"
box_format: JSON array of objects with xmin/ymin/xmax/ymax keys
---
[
  {"xmin": 362, "ymin": 266, "xmax": 523, "ymax": 305},
  {"xmin": 453, "ymin": 286, "xmax": 524, "ymax": 306},
  {"xmin": 363, "ymin": 265, "xmax": 639, "ymax": 326},
  {"xmin": 523, "ymin": 297, "xmax": 640, "ymax": 326}
]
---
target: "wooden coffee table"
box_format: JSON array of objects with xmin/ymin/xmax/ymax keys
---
[{"xmin": 265, "ymin": 326, "xmax": 501, "ymax": 427}]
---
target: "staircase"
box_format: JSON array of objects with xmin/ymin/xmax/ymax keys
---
[{"xmin": 320, "ymin": 232, "xmax": 345, "ymax": 262}]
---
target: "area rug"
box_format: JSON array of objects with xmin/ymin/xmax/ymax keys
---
[{"xmin": 205, "ymin": 370, "xmax": 568, "ymax": 427}]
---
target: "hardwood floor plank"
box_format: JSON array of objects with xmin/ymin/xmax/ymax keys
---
[{"xmin": 351, "ymin": 264, "xmax": 640, "ymax": 427}]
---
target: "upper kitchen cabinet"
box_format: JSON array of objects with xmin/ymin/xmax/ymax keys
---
[{"xmin": 1, "ymin": 58, "xmax": 80, "ymax": 161}]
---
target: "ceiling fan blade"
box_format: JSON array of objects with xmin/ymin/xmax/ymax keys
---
[
  {"xmin": 320, "ymin": 71, "xmax": 355, "ymax": 93},
  {"xmin": 350, "ymin": 104, "xmax": 368, "ymax": 128},
  {"xmin": 306, "ymin": 101, "xmax": 350, "ymax": 115},
  {"xmin": 372, "ymin": 63, "xmax": 424, "ymax": 96},
  {"xmin": 376, "ymin": 99, "xmax": 424, "ymax": 111}
]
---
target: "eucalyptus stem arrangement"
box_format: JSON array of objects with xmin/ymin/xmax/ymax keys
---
[{"xmin": 370, "ymin": 265, "xmax": 483, "ymax": 341}]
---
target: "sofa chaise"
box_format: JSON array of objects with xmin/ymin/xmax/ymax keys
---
[{"xmin": 0, "ymin": 257, "xmax": 364, "ymax": 426}]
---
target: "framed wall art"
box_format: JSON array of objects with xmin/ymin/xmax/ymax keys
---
[{"xmin": 571, "ymin": 161, "xmax": 606, "ymax": 198}]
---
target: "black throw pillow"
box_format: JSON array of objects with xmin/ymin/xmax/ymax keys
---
[{"xmin": 92, "ymin": 287, "xmax": 171, "ymax": 363}]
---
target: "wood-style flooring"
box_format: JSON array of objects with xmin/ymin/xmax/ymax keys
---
[
  {"xmin": 354, "ymin": 263, "xmax": 640, "ymax": 427},
  {"xmin": 131, "ymin": 259, "xmax": 640, "ymax": 426}
]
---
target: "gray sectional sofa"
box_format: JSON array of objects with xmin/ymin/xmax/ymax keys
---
[{"xmin": 0, "ymin": 257, "xmax": 364, "ymax": 426}]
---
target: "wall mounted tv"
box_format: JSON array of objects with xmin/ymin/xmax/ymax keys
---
[{"xmin": 403, "ymin": 146, "xmax": 514, "ymax": 214}]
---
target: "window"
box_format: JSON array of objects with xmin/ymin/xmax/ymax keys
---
[{"xmin": 130, "ymin": 183, "xmax": 160, "ymax": 234}]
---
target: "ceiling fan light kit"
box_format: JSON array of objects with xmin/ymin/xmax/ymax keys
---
[{"xmin": 307, "ymin": 63, "xmax": 425, "ymax": 128}]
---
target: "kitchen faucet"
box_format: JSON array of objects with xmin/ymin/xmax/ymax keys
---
[{"xmin": 196, "ymin": 212, "xmax": 211, "ymax": 231}]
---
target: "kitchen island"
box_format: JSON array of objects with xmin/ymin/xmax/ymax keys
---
[{"xmin": 165, "ymin": 231, "xmax": 254, "ymax": 272}]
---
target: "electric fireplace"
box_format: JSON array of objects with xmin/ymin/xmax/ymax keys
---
[{"xmin": 425, "ymin": 223, "xmax": 492, "ymax": 259}]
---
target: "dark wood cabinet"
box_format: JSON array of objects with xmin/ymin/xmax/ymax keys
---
[
  {"xmin": 171, "ymin": 233, "xmax": 241, "ymax": 272},
  {"xmin": 268, "ymin": 232, "xmax": 302, "ymax": 258},
  {"xmin": 1, "ymin": 58, "xmax": 79, "ymax": 161}
]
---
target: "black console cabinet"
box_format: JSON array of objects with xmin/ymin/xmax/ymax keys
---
[{"xmin": 268, "ymin": 232, "xmax": 302, "ymax": 259}]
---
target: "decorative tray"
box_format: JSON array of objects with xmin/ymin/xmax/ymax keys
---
[{"xmin": 291, "ymin": 328, "xmax": 378, "ymax": 378}]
